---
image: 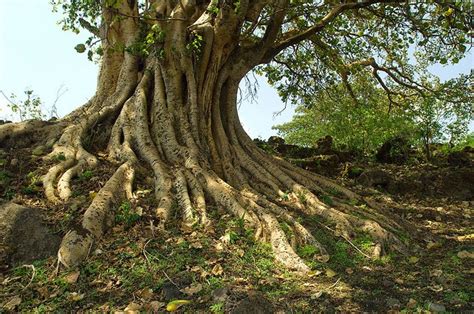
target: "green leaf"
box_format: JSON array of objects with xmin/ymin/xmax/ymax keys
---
[{"xmin": 74, "ymin": 44, "xmax": 86, "ymax": 53}]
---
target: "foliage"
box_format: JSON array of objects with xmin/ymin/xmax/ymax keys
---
[
  {"xmin": 274, "ymin": 72, "xmax": 472, "ymax": 157},
  {"xmin": 115, "ymin": 201, "xmax": 141, "ymax": 228},
  {"xmin": 1, "ymin": 89, "xmax": 44, "ymax": 121}
]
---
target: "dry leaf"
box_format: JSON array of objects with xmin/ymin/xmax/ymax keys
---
[
  {"xmin": 317, "ymin": 254, "xmax": 330, "ymax": 263},
  {"xmin": 190, "ymin": 241, "xmax": 203, "ymax": 249},
  {"xmin": 137, "ymin": 288, "xmax": 154, "ymax": 300},
  {"xmin": 3, "ymin": 296, "xmax": 21, "ymax": 310},
  {"xmin": 65, "ymin": 271, "xmax": 80, "ymax": 284},
  {"xmin": 124, "ymin": 302, "xmax": 141, "ymax": 312},
  {"xmin": 68, "ymin": 292, "xmax": 85, "ymax": 302},
  {"xmin": 211, "ymin": 264, "xmax": 224, "ymax": 276},
  {"xmin": 311, "ymin": 291, "xmax": 324, "ymax": 299},
  {"xmin": 182, "ymin": 283, "xmax": 203, "ymax": 295},
  {"xmin": 325, "ymin": 269, "xmax": 337, "ymax": 278},
  {"xmin": 406, "ymin": 298, "xmax": 417, "ymax": 309},
  {"xmin": 408, "ymin": 256, "xmax": 419, "ymax": 264},
  {"xmin": 148, "ymin": 301, "xmax": 165, "ymax": 311},
  {"xmin": 426, "ymin": 242, "xmax": 441, "ymax": 250},
  {"xmin": 307, "ymin": 270, "xmax": 322, "ymax": 277},
  {"xmin": 457, "ymin": 250, "xmax": 474, "ymax": 259},
  {"xmin": 345, "ymin": 268, "xmax": 354, "ymax": 274}
]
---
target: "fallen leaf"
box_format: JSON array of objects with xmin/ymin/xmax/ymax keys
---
[
  {"xmin": 166, "ymin": 300, "xmax": 191, "ymax": 312},
  {"xmin": 317, "ymin": 254, "xmax": 330, "ymax": 263},
  {"xmin": 325, "ymin": 269, "xmax": 337, "ymax": 278},
  {"xmin": 430, "ymin": 269, "xmax": 443, "ymax": 277},
  {"xmin": 137, "ymin": 288, "xmax": 154, "ymax": 300},
  {"xmin": 457, "ymin": 250, "xmax": 474, "ymax": 259},
  {"xmin": 426, "ymin": 242, "xmax": 441, "ymax": 250},
  {"xmin": 345, "ymin": 268, "xmax": 354, "ymax": 274},
  {"xmin": 3, "ymin": 296, "xmax": 21, "ymax": 310},
  {"xmin": 124, "ymin": 302, "xmax": 141, "ymax": 312},
  {"xmin": 406, "ymin": 298, "xmax": 417, "ymax": 309},
  {"xmin": 211, "ymin": 264, "xmax": 224, "ymax": 276},
  {"xmin": 65, "ymin": 271, "xmax": 80, "ymax": 284},
  {"xmin": 311, "ymin": 291, "xmax": 323, "ymax": 299},
  {"xmin": 148, "ymin": 301, "xmax": 165, "ymax": 311},
  {"xmin": 307, "ymin": 270, "xmax": 322, "ymax": 277},
  {"xmin": 189, "ymin": 241, "xmax": 203, "ymax": 249},
  {"xmin": 68, "ymin": 292, "xmax": 85, "ymax": 302},
  {"xmin": 220, "ymin": 233, "xmax": 231, "ymax": 244},
  {"xmin": 181, "ymin": 283, "xmax": 203, "ymax": 296},
  {"xmin": 36, "ymin": 286, "xmax": 49, "ymax": 299},
  {"xmin": 394, "ymin": 278, "xmax": 404, "ymax": 284},
  {"xmin": 408, "ymin": 256, "xmax": 419, "ymax": 264}
]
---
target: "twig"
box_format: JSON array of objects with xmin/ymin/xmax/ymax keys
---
[
  {"xmin": 162, "ymin": 270, "xmax": 180, "ymax": 288},
  {"xmin": 20, "ymin": 264, "xmax": 36, "ymax": 290},
  {"xmin": 327, "ymin": 277, "xmax": 341, "ymax": 290},
  {"xmin": 317, "ymin": 222, "xmax": 372, "ymax": 259}
]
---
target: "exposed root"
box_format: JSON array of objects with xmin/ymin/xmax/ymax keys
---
[
  {"xmin": 58, "ymin": 162, "xmax": 135, "ymax": 268},
  {"xmin": 38, "ymin": 53, "xmax": 407, "ymax": 274}
]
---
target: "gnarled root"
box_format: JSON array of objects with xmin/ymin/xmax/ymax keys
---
[{"xmin": 46, "ymin": 59, "xmax": 406, "ymax": 273}]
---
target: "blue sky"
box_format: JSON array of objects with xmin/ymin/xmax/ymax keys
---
[{"xmin": 0, "ymin": 1, "xmax": 472, "ymax": 139}]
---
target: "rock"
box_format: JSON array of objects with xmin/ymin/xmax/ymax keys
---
[
  {"xmin": 427, "ymin": 302, "xmax": 446, "ymax": 313},
  {"xmin": 212, "ymin": 287, "xmax": 229, "ymax": 302},
  {"xmin": 0, "ymin": 201, "xmax": 61, "ymax": 269},
  {"xmin": 386, "ymin": 297, "xmax": 401, "ymax": 309},
  {"xmin": 231, "ymin": 292, "xmax": 275, "ymax": 314},
  {"xmin": 315, "ymin": 135, "xmax": 333, "ymax": 154},
  {"xmin": 161, "ymin": 282, "xmax": 183, "ymax": 301},
  {"xmin": 10, "ymin": 158, "xmax": 18, "ymax": 167},
  {"xmin": 357, "ymin": 169, "xmax": 392, "ymax": 189},
  {"xmin": 376, "ymin": 137, "xmax": 411, "ymax": 164}
]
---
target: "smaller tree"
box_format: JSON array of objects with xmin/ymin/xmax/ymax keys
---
[
  {"xmin": 273, "ymin": 76, "xmax": 415, "ymax": 155},
  {"xmin": 1, "ymin": 89, "xmax": 44, "ymax": 122}
]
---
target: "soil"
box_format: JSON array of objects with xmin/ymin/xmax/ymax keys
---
[{"xmin": 0, "ymin": 145, "xmax": 472, "ymax": 312}]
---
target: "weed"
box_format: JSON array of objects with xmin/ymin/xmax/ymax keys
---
[
  {"xmin": 115, "ymin": 201, "xmax": 140, "ymax": 228},
  {"xmin": 78, "ymin": 169, "xmax": 94, "ymax": 180},
  {"xmin": 297, "ymin": 245, "xmax": 319, "ymax": 258},
  {"xmin": 209, "ymin": 302, "xmax": 224, "ymax": 314}
]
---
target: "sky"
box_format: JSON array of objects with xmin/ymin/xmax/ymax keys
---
[{"xmin": 0, "ymin": 1, "xmax": 472, "ymax": 139}]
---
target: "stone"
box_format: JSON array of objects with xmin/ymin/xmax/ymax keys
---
[
  {"xmin": 161, "ymin": 282, "xmax": 183, "ymax": 301},
  {"xmin": 427, "ymin": 302, "xmax": 446, "ymax": 313},
  {"xmin": 357, "ymin": 169, "xmax": 392, "ymax": 189},
  {"xmin": 212, "ymin": 287, "xmax": 229, "ymax": 302},
  {"xmin": 10, "ymin": 158, "xmax": 18, "ymax": 167},
  {"xmin": 0, "ymin": 201, "xmax": 61, "ymax": 269}
]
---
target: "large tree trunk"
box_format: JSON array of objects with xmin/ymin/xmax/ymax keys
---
[{"xmin": 0, "ymin": 1, "xmax": 404, "ymax": 272}]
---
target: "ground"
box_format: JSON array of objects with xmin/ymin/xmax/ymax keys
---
[{"xmin": 0, "ymin": 144, "xmax": 472, "ymax": 312}]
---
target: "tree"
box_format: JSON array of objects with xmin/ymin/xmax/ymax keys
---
[
  {"xmin": 273, "ymin": 75, "xmax": 416, "ymax": 155},
  {"xmin": 0, "ymin": 0, "xmax": 470, "ymax": 271}
]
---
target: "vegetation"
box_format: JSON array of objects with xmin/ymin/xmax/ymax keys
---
[
  {"xmin": 274, "ymin": 74, "xmax": 473, "ymax": 158},
  {"xmin": 0, "ymin": 3, "xmax": 472, "ymax": 310}
]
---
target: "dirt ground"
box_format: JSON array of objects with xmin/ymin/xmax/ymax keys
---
[{"xmin": 0, "ymin": 146, "xmax": 472, "ymax": 313}]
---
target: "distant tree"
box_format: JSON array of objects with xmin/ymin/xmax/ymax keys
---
[
  {"xmin": 273, "ymin": 75, "xmax": 416, "ymax": 155},
  {"xmin": 1, "ymin": 0, "xmax": 471, "ymax": 271}
]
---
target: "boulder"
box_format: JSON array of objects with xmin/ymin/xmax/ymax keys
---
[
  {"xmin": 376, "ymin": 137, "xmax": 411, "ymax": 164},
  {"xmin": 315, "ymin": 135, "xmax": 334, "ymax": 154},
  {"xmin": 357, "ymin": 169, "xmax": 393, "ymax": 189},
  {"xmin": 0, "ymin": 201, "xmax": 60, "ymax": 269}
]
